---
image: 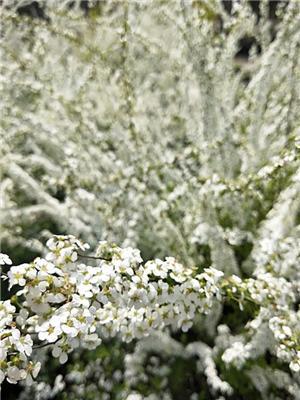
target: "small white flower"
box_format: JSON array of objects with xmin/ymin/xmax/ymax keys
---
[
  {"xmin": 52, "ymin": 341, "xmax": 69, "ymax": 364},
  {"xmin": 37, "ymin": 319, "xmax": 62, "ymax": 343},
  {"xmin": 7, "ymin": 366, "xmax": 27, "ymax": 384},
  {"xmin": 290, "ymin": 358, "xmax": 300, "ymax": 373},
  {"xmin": 8, "ymin": 265, "xmax": 27, "ymax": 289},
  {"xmin": 178, "ymin": 318, "xmax": 193, "ymax": 333},
  {"xmin": 0, "ymin": 253, "xmax": 12, "ymax": 265},
  {"xmin": 15, "ymin": 334, "xmax": 33, "ymax": 356}
]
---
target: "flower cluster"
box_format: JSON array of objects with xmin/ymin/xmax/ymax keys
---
[
  {"xmin": 1, "ymin": 234, "xmax": 299, "ymax": 385},
  {"xmin": 221, "ymin": 305, "xmax": 300, "ymax": 374},
  {"xmin": 1, "ymin": 0, "xmax": 299, "ymax": 397},
  {"xmin": 0, "ymin": 297, "xmax": 41, "ymax": 385}
]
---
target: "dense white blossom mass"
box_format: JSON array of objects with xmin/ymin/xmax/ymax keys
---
[
  {"xmin": 0, "ymin": 0, "xmax": 300, "ymax": 398},
  {"xmin": 0, "ymin": 235, "xmax": 299, "ymax": 386}
]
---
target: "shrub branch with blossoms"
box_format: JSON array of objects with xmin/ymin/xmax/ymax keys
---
[
  {"xmin": 1, "ymin": 0, "xmax": 300, "ymax": 398},
  {"xmin": 0, "ymin": 235, "xmax": 299, "ymax": 386}
]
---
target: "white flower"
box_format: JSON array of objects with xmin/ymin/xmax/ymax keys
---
[
  {"xmin": 16, "ymin": 334, "xmax": 33, "ymax": 356},
  {"xmin": 81, "ymin": 333, "xmax": 101, "ymax": 349},
  {"xmin": 0, "ymin": 300, "xmax": 16, "ymax": 329},
  {"xmin": 118, "ymin": 247, "xmax": 143, "ymax": 266},
  {"xmin": 8, "ymin": 265, "xmax": 27, "ymax": 289},
  {"xmin": 290, "ymin": 357, "xmax": 300, "ymax": 373},
  {"xmin": 52, "ymin": 341, "xmax": 69, "ymax": 364},
  {"xmin": 26, "ymin": 361, "xmax": 41, "ymax": 384},
  {"xmin": 26, "ymin": 295, "xmax": 51, "ymax": 315},
  {"xmin": 37, "ymin": 318, "xmax": 63, "ymax": 343},
  {"xmin": 0, "ymin": 253, "xmax": 12, "ymax": 265},
  {"xmin": 16, "ymin": 308, "xmax": 29, "ymax": 326},
  {"xmin": 222, "ymin": 341, "xmax": 250, "ymax": 369},
  {"xmin": 145, "ymin": 259, "xmax": 168, "ymax": 279},
  {"xmin": 72, "ymin": 294, "xmax": 90, "ymax": 308},
  {"xmin": 35, "ymin": 258, "xmax": 63, "ymax": 277},
  {"xmin": 6, "ymin": 366, "xmax": 27, "ymax": 384},
  {"xmin": 61, "ymin": 320, "xmax": 78, "ymax": 337},
  {"xmin": 8, "ymin": 329, "xmax": 33, "ymax": 356},
  {"xmin": 178, "ymin": 318, "xmax": 193, "ymax": 333},
  {"xmin": 45, "ymin": 293, "xmax": 66, "ymax": 303}
]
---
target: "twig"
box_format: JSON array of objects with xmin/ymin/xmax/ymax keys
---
[
  {"xmin": 32, "ymin": 339, "xmax": 59, "ymax": 350},
  {"xmin": 77, "ymin": 253, "xmax": 112, "ymax": 262}
]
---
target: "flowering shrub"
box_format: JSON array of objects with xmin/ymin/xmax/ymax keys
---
[
  {"xmin": 1, "ymin": 234, "xmax": 300, "ymax": 396},
  {"xmin": 1, "ymin": 0, "xmax": 300, "ymax": 399}
]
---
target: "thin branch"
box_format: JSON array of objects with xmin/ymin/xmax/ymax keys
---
[
  {"xmin": 77, "ymin": 253, "xmax": 112, "ymax": 262},
  {"xmin": 7, "ymin": 339, "xmax": 58, "ymax": 356},
  {"xmin": 32, "ymin": 339, "xmax": 59, "ymax": 350}
]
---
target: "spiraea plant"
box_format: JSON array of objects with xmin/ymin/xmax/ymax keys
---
[{"xmin": 0, "ymin": 0, "xmax": 299, "ymax": 399}]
